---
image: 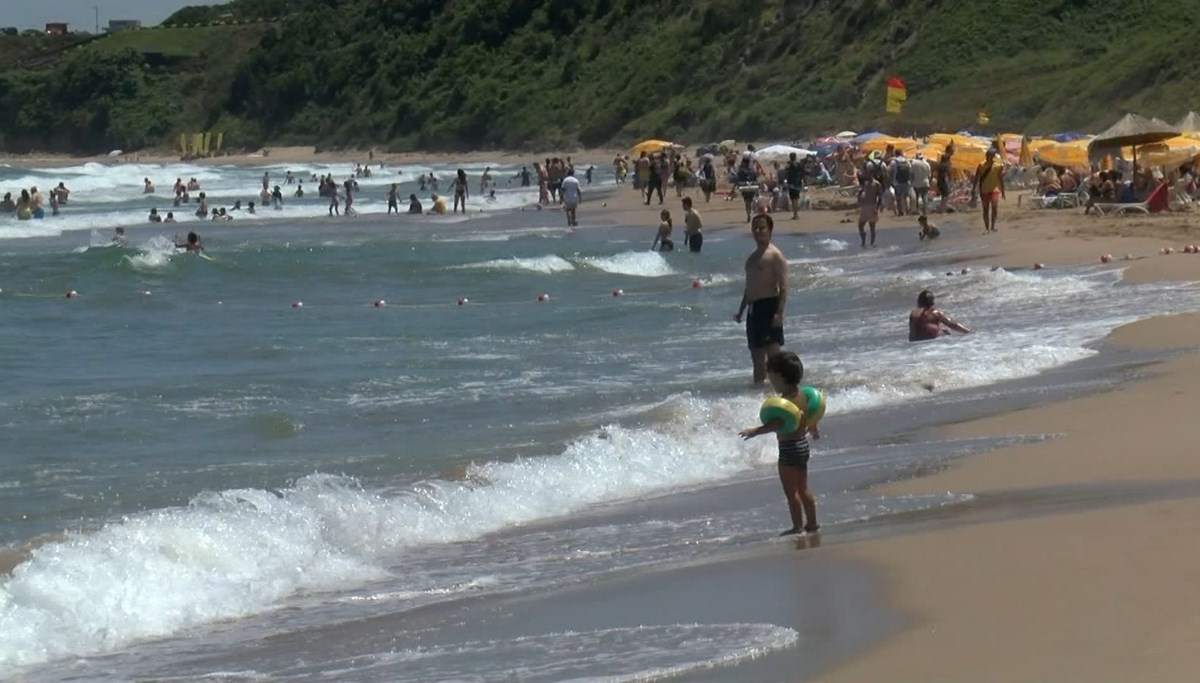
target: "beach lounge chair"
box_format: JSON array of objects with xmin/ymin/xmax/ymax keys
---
[{"xmin": 1091, "ymin": 181, "xmax": 1169, "ymax": 216}]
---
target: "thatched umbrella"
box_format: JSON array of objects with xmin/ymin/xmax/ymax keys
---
[
  {"xmin": 1176, "ymin": 112, "xmax": 1200, "ymax": 135},
  {"xmin": 1088, "ymin": 113, "xmax": 1179, "ymax": 169}
]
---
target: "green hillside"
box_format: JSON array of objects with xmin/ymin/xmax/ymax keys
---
[{"xmin": 1, "ymin": 0, "xmax": 1197, "ymax": 154}]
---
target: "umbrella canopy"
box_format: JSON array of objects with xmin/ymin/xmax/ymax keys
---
[
  {"xmin": 1035, "ymin": 138, "xmax": 1093, "ymax": 169},
  {"xmin": 630, "ymin": 139, "xmax": 681, "ymax": 156},
  {"xmin": 859, "ymin": 136, "xmax": 919, "ymax": 154},
  {"xmin": 835, "ymin": 130, "xmax": 857, "ymax": 139},
  {"xmin": 1089, "ymin": 113, "xmax": 1179, "ymax": 152},
  {"xmin": 1176, "ymin": 112, "xmax": 1200, "ymax": 138},
  {"xmin": 1138, "ymin": 136, "xmax": 1200, "ymax": 167},
  {"xmin": 755, "ymin": 144, "xmax": 816, "ymax": 163},
  {"xmin": 851, "ymin": 131, "xmax": 884, "ymax": 144}
]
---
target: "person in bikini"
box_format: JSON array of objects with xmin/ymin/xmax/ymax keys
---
[
  {"xmin": 908, "ymin": 289, "xmax": 971, "ymax": 342},
  {"xmin": 452, "ymin": 169, "xmax": 469, "ymax": 213},
  {"xmin": 736, "ymin": 213, "xmax": 788, "ymax": 385},
  {"xmin": 651, "ymin": 209, "xmax": 674, "ymax": 251},
  {"xmin": 974, "ymin": 147, "xmax": 1006, "ymax": 233}
]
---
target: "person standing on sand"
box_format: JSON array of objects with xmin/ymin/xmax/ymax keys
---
[
  {"xmin": 910, "ymin": 151, "xmax": 931, "ymax": 215},
  {"xmin": 856, "ymin": 172, "xmax": 882, "ymax": 248},
  {"xmin": 682, "ymin": 196, "xmax": 703, "ymax": 252},
  {"xmin": 785, "ymin": 152, "xmax": 806, "ymax": 219},
  {"xmin": 560, "ymin": 170, "xmax": 582, "ymax": 227},
  {"xmin": 936, "ymin": 152, "xmax": 952, "ymax": 213},
  {"xmin": 735, "ymin": 214, "xmax": 788, "ymax": 385},
  {"xmin": 974, "ymin": 147, "xmax": 1005, "ymax": 233},
  {"xmin": 739, "ymin": 350, "xmax": 819, "ymax": 536}
]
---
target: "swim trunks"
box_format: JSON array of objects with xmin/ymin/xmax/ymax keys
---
[
  {"xmin": 858, "ymin": 204, "xmax": 879, "ymax": 224},
  {"xmin": 778, "ymin": 437, "xmax": 811, "ymax": 468},
  {"xmin": 686, "ymin": 232, "xmax": 703, "ymax": 253},
  {"xmin": 746, "ymin": 296, "xmax": 784, "ymax": 349}
]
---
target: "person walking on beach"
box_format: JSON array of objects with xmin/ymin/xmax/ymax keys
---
[
  {"xmin": 736, "ymin": 214, "xmax": 788, "ymax": 385},
  {"xmin": 909, "ymin": 289, "xmax": 971, "ymax": 342},
  {"xmin": 452, "ymin": 169, "xmax": 469, "ymax": 213},
  {"xmin": 651, "ymin": 209, "xmax": 674, "ymax": 251},
  {"xmin": 785, "ymin": 152, "xmax": 806, "ymax": 219},
  {"xmin": 560, "ymin": 170, "xmax": 582, "ymax": 227},
  {"xmin": 644, "ymin": 155, "xmax": 665, "ymax": 205},
  {"xmin": 738, "ymin": 350, "xmax": 819, "ymax": 535},
  {"xmin": 974, "ymin": 147, "xmax": 1005, "ymax": 233},
  {"xmin": 911, "ymin": 152, "xmax": 931, "ymax": 215},
  {"xmin": 856, "ymin": 172, "xmax": 882, "ymax": 248},
  {"xmin": 682, "ymin": 196, "xmax": 703, "ymax": 252}
]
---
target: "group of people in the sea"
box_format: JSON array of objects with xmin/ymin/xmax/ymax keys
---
[{"xmin": 1, "ymin": 183, "xmax": 70, "ymax": 220}]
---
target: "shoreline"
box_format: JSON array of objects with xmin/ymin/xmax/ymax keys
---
[
  {"xmin": 0, "ymin": 145, "xmax": 627, "ymax": 169},
  {"xmin": 808, "ymin": 262, "xmax": 1200, "ymax": 678}
]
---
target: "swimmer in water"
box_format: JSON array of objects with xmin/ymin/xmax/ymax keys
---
[
  {"xmin": 909, "ymin": 289, "xmax": 971, "ymax": 342},
  {"xmin": 112, "ymin": 226, "xmax": 129, "ymax": 246},
  {"xmin": 174, "ymin": 231, "xmax": 204, "ymax": 253}
]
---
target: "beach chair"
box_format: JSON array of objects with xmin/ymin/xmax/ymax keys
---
[{"xmin": 1091, "ymin": 181, "xmax": 1169, "ymax": 216}]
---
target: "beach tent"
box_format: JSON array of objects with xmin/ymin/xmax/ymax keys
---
[
  {"xmin": 630, "ymin": 139, "xmax": 682, "ymax": 156},
  {"xmin": 755, "ymin": 144, "xmax": 816, "ymax": 163},
  {"xmin": 1087, "ymin": 113, "xmax": 1179, "ymax": 168},
  {"xmin": 1176, "ymin": 112, "xmax": 1200, "ymax": 139}
]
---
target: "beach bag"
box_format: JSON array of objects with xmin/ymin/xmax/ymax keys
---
[{"xmin": 894, "ymin": 160, "xmax": 911, "ymax": 184}]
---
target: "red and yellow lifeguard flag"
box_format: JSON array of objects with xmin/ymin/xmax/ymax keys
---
[
  {"xmin": 977, "ymin": 110, "xmax": 990, "ymax": 125},
  {"xmin": 885, "ymin": 76, "xmax": 906, "ymax": 114}
]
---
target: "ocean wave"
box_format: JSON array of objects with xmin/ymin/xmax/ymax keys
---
[{"xmin": 580, "ymin": 250, "xmax": 676, "ymax": 277}]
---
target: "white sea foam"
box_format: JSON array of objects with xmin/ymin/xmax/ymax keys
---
[
  {"xmin": 320, "ymin": 623, "xmax": 799, "ymax": 682},
  {"xmin": 0, "ymin": 393, "xmax": 774, "ymax": 669},
  {"xmin": 582, "ymin": 250, "xmax": 677, "ymax": 277},
  {"xmin": 458, "ymin": 255, "xmax": 576, "ymax": 274}
]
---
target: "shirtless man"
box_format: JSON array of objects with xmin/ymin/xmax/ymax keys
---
[
  {"xmin": 736, "ymin": 214, "xmax": 788, "ymax": 385},
  {"xmin": 682, "ymin": 197, "xmax": 703, "ymax": 252}
]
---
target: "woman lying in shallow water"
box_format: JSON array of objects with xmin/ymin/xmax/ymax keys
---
[{"xmin": 909, "ymin": 289, "xmax": 971, "ymax": 342}]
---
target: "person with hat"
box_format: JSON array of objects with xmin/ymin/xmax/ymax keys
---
[{"xmin": 974, "ymin": 147, "xmax": 1006, "ymax": 233}]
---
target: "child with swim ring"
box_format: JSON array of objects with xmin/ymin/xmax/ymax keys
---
[{"xmin": 739, "ymin": 351, "xmax": 820, "ymax": 536}]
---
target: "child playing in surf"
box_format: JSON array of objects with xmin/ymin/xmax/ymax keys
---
[{"xmin": 738, "ymin": 351, "xmax": 819, "ymax": 536}]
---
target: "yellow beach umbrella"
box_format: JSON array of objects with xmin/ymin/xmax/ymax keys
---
[
  {"xmin": 1018, "ymin": 137, "xmax": 1033, "ymax": 166},
  {"xmin": 630, "ymin": 139, "xmax": 679, "ymax": 156},
  {"xmin": 1035, "ymin": 139, "xmax": 1092, "ymax": 169},
  {"xmin": 860, "ymin": 136, "xmax": 919, "ymax": 154}
]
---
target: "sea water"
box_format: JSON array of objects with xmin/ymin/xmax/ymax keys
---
[{"xmin": 2, "ymin": 160, "xmax": 1199, "ymax": 680}]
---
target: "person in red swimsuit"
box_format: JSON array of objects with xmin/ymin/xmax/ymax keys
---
[{"xmin": 909, "ymin": 289, "xmax": 971, "ymax": 342}]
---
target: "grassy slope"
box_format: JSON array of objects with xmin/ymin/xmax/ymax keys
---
[{"xmin": 2, "ymin": 0, "xmax": 1197, "ymax": 152}]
